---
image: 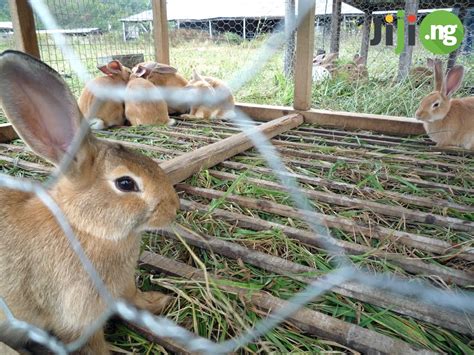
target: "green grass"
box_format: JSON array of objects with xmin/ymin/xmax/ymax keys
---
[
  {"xmin": 1, "ymin": 121, "xmax": 472, "ymax": 353},
  {"xmin": 0, "ymin": 28, "xmax": 473, "ymax": 353},
  {"xmin": 1, "ymin": 30, "xmax": 472, "ymax": 123}
]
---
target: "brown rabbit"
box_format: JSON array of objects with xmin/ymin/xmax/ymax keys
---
[
  {"xmin": 125, "ymin": 65, "xmax": 174, "ymax": 126},
  {"xmin": 132, "ymin": 61, "xmax": 189, "ymax": 115},
  {"xmin": 415, "ymin": 60, "xmax": 474, "ymax": 150},
  {"xmin": 78, "ymin": 60, "xmax": 130, "ymax": 129},
  {"xmin": 0, "ymin": 51, "xmax": 179, "ymax": 353},
  {"xmin": 409, "ymin": 58, "xmax": 434, "ymax": 87},
  {"xmin": 181, "ymin": 69, "xmax": 235, "ymax": 121},
  {"xmin": 341, "ymin": 54, "xmax": 368, "ymax": 81}
]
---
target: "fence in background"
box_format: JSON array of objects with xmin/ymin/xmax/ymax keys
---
[{"xmin": 0, "ymin": 0, "xmax": 473, "ymax": 354}]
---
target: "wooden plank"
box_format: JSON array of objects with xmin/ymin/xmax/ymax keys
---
[
  {"xmin": 218, "ymin": 160, "xmax": 474, "ymax": 213},
  {"xmin": 0, "ymin": 343, "xmax": 19, "ymax": 355},
  {"xmin": 160, "ymin": 114, "xmax": 303, "ymax": 184},
  {"xmin": 140, "ymin": 251, "xmax": 437, "ymax": 354},
  {"xmin": 236, "ymin": 103, "xmax": 425, "ymax": 136},
  {"xmin": 152, "ymin": 223, "xmax": 473, "ymax": 336},
  {"xmin": 0, "ymin": 124, "xmax": 18, "ymax": 143},
  {"xmin": 124, "ymin": 322, "xmax": 195, "ymax": 354},
  {"xmin": 8, "ymin": 0, "xmax": 40, "ymax": 58},
  {"xmin": 152, "ymin": 0, "xmax": 170, "ymax": 64},
  {"xmin": 293, "ymin": 0, "xmax": 315, "ymax": 111}
]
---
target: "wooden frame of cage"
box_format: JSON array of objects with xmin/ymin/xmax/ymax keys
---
[
  {"xmin": 0, "ymin": 116, "xmax": 473, "ymax": 354},
  {"xmin": 5, "ymin": 0, "xmax": 431, "ymax": 136},
  {"xmin": 1, "ymin": 2, "xmax": 473, "ymax": 353}
]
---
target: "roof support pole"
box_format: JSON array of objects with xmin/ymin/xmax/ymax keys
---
[
  {"xmin": 396, "ymin": 0, "xmax": 419, "ymax": 81},
  {"xmin": 8, "ymin": 0, "xmax": 40, "ymax": 58},
  {"xmin": 152, "ymin": 0, "xmax": 170, "ymax": 64},
  {"xmin": 293, "ymin": 0, "xmax": 316, "ymax": 111},
  {"xmin": 329, "ymin": 0, "xmax": 342, "ymax": 55},
  {"xmin": 360, "ymin": 11, "xmax": 372, "ymax": 66},
  {"xmin": 447, "ymin": 7, "xmax": 467, "ymax": 70}
]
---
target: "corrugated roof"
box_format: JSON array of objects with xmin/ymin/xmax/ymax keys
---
[
  {"xmin": 0, "ymin": 21, "xmax": 13, "ymax": 29},
  {"xmin": 121, "ymin": 0, "xmax": 363, "ymax": 22}
]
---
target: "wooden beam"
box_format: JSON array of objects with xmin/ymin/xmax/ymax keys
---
[
  {"xmin": 8, "ymin": 0, "xmax": 40, "ymax": 58},
  {"xmin": 0, "ymin": 343, "xmax": 19, "ymax": 355},
  {"xmin": 160, "ymin": 114, "xmax": 304, "ymax": 184},
  {"xmin": 152, "ymin": 0, "xmax": 170, "ymax": 64},
  {"xmin": 293, "ymin": 0, "xmax": 315, "ymax": 111},
  {"xmin": 140, "ymin": 251, "xmax": 436, "ymax": 354},
  {"xmin": 236, "ymin": 103, "xmax": 425, "ymax": 136}
]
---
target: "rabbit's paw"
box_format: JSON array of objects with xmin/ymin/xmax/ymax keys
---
[
  {"xmin": 88, "ymin": 118, "xmax": 105, "ymax": 130},
  {"xmin": 134, "ymin": 290, "xmax": 172, "ymax": 314}
]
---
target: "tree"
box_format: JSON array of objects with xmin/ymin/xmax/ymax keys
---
[{"xmin": 0, "ymin": 0, "xmax": 150, "ymax": 30}]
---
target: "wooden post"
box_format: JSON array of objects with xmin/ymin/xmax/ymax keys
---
[
  {"xmin": 396, "ymin": 0, "xmax": 419, "ymax": 81},
  {"xmin": 360, "ymin": 12, "xmax": 372, "ymax": 65},
  {"xmin": 8, "ymin": 0, "xmax": 40, "ymax": 58},
  {"xmin": 293, "ymin": 0, "xmax": 316, "ymax": 111},
  {"xmin": 284, "ymin": 0, "xmax": 296, "ymax": 78},
  {"xmin": 329, "ymin": 0, "xmax": 342, "ymax": 54},
  {"xmin": 152, "ymin": 0, "xmax": 170, "ymax": 64},
  {"xmin": 447, "ymin": 7, "xmax": 467, "ymax": 70},
  {"xmin": 160, "ymin": 114, "xmax": 304, "ymax": 184}
]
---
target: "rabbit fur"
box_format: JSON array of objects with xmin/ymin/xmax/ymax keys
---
[
  {"xmin": 415, "ymin": 59, "xmax": 474, "ymax": 150},
  {"xmin": 78, "ymin": 60, "xmax": 130, "ymax": 130},
  {"xmin": 0, "ymin": 50, "xmax": 179, "ymax": 354}
]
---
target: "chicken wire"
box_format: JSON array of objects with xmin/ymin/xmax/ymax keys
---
[
  {"xmin": 0, "ymin": 0, "xmax": 473, "ymax": 354},
  {"xmin": 310, "ymin": 0, "xmax": 473, "ymax": 116}
]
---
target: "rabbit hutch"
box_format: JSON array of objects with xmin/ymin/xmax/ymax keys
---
[{"xmin": 0, "ymin": 0, "xmax": 473, "ymax": 353}]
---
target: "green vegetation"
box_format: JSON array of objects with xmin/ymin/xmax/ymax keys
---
[
  {"xmin": 0, "ymin": 122, "xmax": 472, "ymax": 353},
  {"xmin": 0, "ymin": 19, "xmax": 473, "ymax": 353}
]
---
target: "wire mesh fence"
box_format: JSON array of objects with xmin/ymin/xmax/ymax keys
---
[{"xmin": 0, "ymin": 0, "xmax": 473, "ymax": 354}]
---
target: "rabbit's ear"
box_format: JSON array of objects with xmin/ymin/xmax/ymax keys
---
[
  {"xmin": 444, "ymin": 65, "xmax": 464, "ymax": 97},
  {"xmin": 192, "ymin": 69, "xmax": 205, "ymax": 82},
  {"xmin": 98, "ymin": 60, "xmax": 122, "ymax": 75},
  {"xmin": 0, "ymin": 50, "xmax": 90, "ymax": 165},
  {"xmin": 323, "ymin": 53, "xmax": 337, "ymax": 64},
  {"xmin": 426, "ymin": 58, "xmax": 434, "ymax": 68},
  {"xmin": 355, "ymin": 55, "xmax": 365, "ymax": 65},
  {"xmin": 433, "ymin": 59, "xmax": 444, "ymax": 92},
  {"xmin": 154, "ymin": 64, "xmax": 178, "ymax": 74},
  {"xmin": 313, "ymin": 54, "xmax": 325, "ymax": 64},
  {"xmin": 134, "ymin": 65, "xmax": 148, "ymax": 78}
]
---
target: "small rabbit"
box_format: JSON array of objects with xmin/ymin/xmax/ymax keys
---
[
  {"xmin": 341, "ymin": 54, "xmax": 368, "ymax": 81},
  {"xmin": 181, "ymin": 69, "xmax": 235, "ymax": 120},
  {"xmin": 312, "ymin": 52, "xmax": 337, "ymax": 82},
  {"xmin": 415, "ymin": 60, "xmax": 474, "ymax": 150},
  {"xmin": 0, "ymin": 50, "xmax": 179, "ymax": 353},
  {"xmin": 409, "ymin": 58, "xmax": 434, "ymax": 87},
  {"xmin": 125, "ymin": 65, "xmax": 175, "ymax": 126},
  {"xmin": 132, "ymin": 61, "xmax": 189, "ymax": 115},
  {"xmin": 78, "ymin": 60, "xmax": 130, "ymax": 130}
]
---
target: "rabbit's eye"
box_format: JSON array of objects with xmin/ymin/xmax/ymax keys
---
[
  {"xmin": 115, "ymin": 176, "xmax": 139, "ymax": 192},
  {"xmin": 432, "ymin": 102, "xmax": 440, "ymax": 108}
]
